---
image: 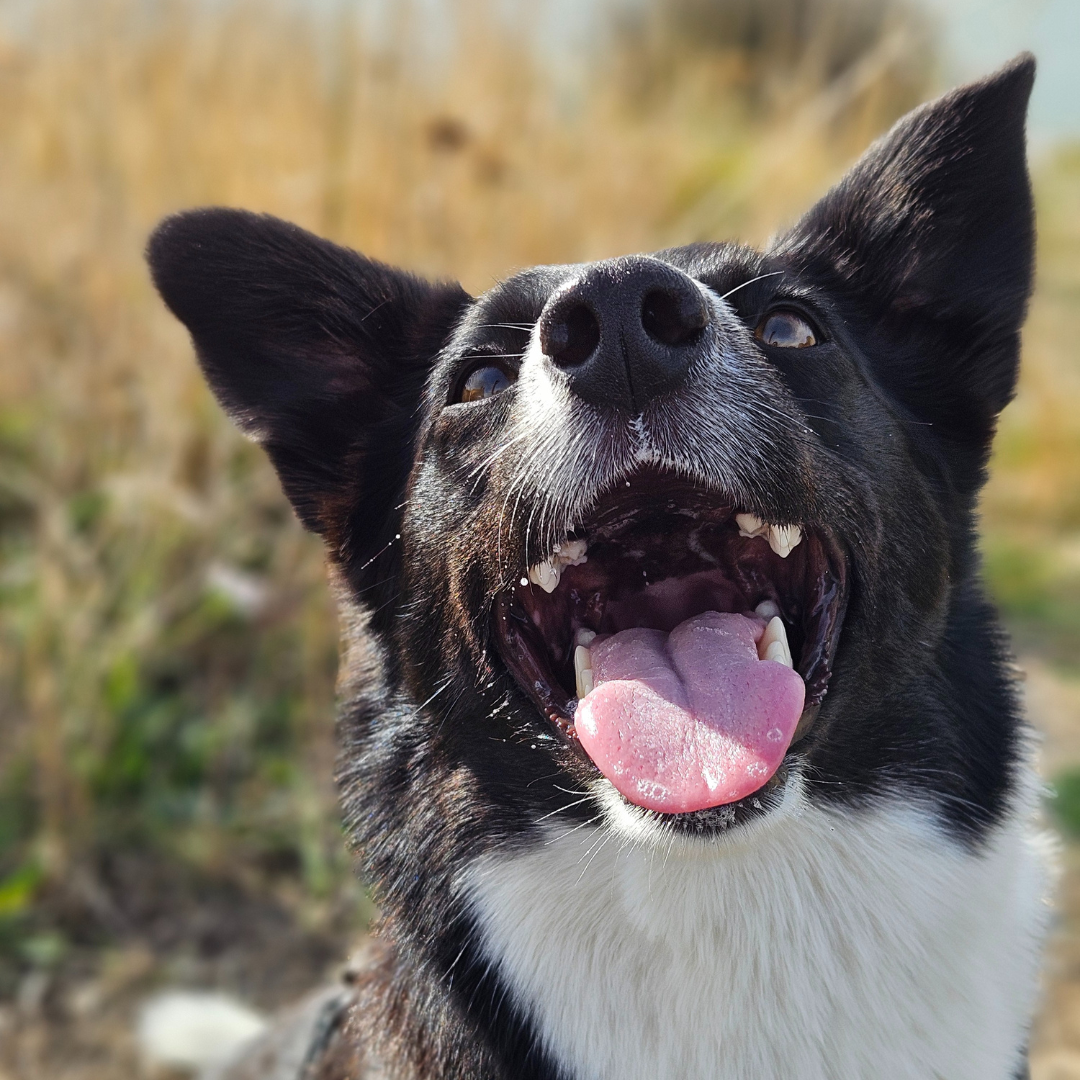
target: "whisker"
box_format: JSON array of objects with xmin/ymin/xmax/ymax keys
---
[
  {"xmin": 534, "ymin": 794, "xmax": 593, "ymax": 823},
  {"xmin": 354, "ymin": 532, "xmax": 402, "ymax": 573},
  {"xmin": 715, "ymin": 271, "xmax": 785, "ymax": 302},
  {"xmin": 577, "ymin": 832, "xmax": 612, "ymax": 882},
  {"xmin": 392, "ymin": 677, "xmax": 455, "ymax": 727},
  {"xmin": 525, "ymin": 773, "xmax": 580, "ymax": 789},
  {"xmin": 546, "ymin": 815, "xmax": 600, "ymax": 844},
  {"xmin": 463, "ymin": 429, "xmax": 531, "ymax": 484}
]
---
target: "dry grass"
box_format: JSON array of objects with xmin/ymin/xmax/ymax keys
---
[
  {"xmin": 0, "ymin": 1, "xmax": 1075, "ymax": 1076},
  {"xmin": 983, "ymin": 145, "xmax": 1080, "ymax": 668}
]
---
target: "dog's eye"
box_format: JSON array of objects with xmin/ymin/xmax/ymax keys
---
[
  {"xmin": 755, "ymin": 310, "xmax": 817, "ymax": 349},
  {"xmin": 458, "ymin": 363, "xmax": 515, "ymax": 403}
]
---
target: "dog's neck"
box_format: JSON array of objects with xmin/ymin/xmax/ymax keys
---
[{"xmin": 463, "ymin": 784, "xmax": 1046, "ymax": 1080}]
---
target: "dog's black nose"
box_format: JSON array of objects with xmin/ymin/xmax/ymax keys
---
[{"xmin": 538, "ymin": 256, "xmax": 709, "ymax": 412}]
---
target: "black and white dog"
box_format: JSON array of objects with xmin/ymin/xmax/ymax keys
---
[{"xmin": 150, "ymin": 56, "xmax": 1049, "ymax": 1080}]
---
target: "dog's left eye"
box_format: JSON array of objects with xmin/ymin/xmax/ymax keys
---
[
  {"xmin": 755, "ymin": 310, "xmax": 817, "ymax": 349},
  {"xmin": 457, "ymin": 363, "xmax": 516, "ymax": 403}
]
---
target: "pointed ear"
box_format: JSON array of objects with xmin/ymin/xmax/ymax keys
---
[
  {"xmin": 148, "ymin": 208, "xmax": 469, "ymax": 569},
  {"xmin": 774, "ymin": 55, "xmax": 1035, "ymax": 491}
]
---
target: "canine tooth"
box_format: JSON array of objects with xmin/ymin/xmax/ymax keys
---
[
  {"xmin": 764, "ymin": 641, "xmax": 790, "ymax": 665},
  {"xmin": 528, "ymin": 559, "xmax": 561, "ymax": 593},
  {"xmin": 736, "ymin": 512, "xmax": 768, "ymax": 539},
  {"xmin": 755, "ymin": 600, "xmax": 780, "ymax": 619},
  {"xmin": 767, "ymin": 524, "xmax": 802, "ymax": 559},
  {"xmin": 575, "ymin": 628, "xmax": 597, "ymax": 647},
  {"xmin": 574, "ymin": 645, "xmax": 594, "ymax": 698},
  {"xmin": 759, "ymin": 616, "xmax": 793, "ymax": 668}
]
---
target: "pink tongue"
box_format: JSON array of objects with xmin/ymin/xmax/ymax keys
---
[{"xmin": 575, "ymin": 612, "xmax": 805, "ymax": 813}]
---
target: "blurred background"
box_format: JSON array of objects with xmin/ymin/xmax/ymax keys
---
[{"xmin": 0, "ymin": 0, "xmax": 1076, "ymax": 1076}]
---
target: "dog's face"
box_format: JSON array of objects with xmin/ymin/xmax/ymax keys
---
[
  {"xmin": 149, "ymin": 59, "xmax": 1034, "ymax": 856},
  {"xmin": 407, "ymin": 251, "xmax": 857, "ymax": 833}
]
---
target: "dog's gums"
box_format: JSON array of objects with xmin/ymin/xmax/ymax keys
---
[{"xmin": 492, "ymin": 470, "xmax": 847, "ymax": 812}]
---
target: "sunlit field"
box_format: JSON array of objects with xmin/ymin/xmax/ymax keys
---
[{"xmin": 0, "ymin": 1, "xmax": 1077, "ymax": 1075}]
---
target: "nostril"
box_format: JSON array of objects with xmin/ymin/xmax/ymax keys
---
[
  {"xmin": 541, "ymin": 303, "xmax": 601, "ymax": 368},
  {"xmin": 641, "ymin": 288, "xmax": 709, "ymax": 347}
]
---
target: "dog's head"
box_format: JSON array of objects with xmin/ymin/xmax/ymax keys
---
[{"xmin": 149, "ymin": 58, "xmax": 1034, "ymax": 854}]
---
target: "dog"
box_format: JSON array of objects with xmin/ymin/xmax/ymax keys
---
[{"xmin": 149, "ymin": 55, "xmax": 1049, "ymax": 1080}]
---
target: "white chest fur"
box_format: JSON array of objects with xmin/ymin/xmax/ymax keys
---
[{"xmin": 464, "ymin": 783, "xmax": 1049, "ymax": 1080}]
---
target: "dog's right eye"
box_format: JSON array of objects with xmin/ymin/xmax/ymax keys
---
[
  {"xmin": 457, "ymin": 363, "xmax": 516, "ymax": 404},
  {"xmin": 754, "ymin": 310, "xmax": 818, "ymax": 349}
]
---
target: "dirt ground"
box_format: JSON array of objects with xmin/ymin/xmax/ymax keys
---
[
  {"xmin": 2, "ymin": 657, "xmax": 1080, "ymax": 1080},
  {"xmin": 0, "ymin": 867, "xmax": 363, "ymax": 1080}
]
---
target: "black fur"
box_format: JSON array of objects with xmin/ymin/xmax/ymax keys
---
[{"xmin": 149, "ymin": 56, "xmax": 1037, "ymax": 1080}]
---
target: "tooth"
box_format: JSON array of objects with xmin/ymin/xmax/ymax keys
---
[
  {"xmin": 758, "ymin": 616, "xmax": 793, "ymax": 668},
  {"xmin": 764, "ymin": 641, "xmax": 790, "ymax": 666},
  {"xmin": 528, "ymin": 559, "xmax": 561, "ymax": 593},
  {"xmin": 557, "ymin": 538, "xmax": 588, "ymax": 567},
  {"xmin": 575, "ymin": 628, "xmax": 597, "ymax": 647},
  {"xmin": 575, "ymin": 645, "xmax": 594, "ymax": 698},
  {"xmin": 736, "ymin": 512, "xmax": 768, "ymax": 539},
  {"xmin": 755, "ymin": 600, "xmax": 780, "ymax": 620},
  {"xmin": 767, "ymin": 525, "xmax": 802, "ymax": 559},
  {"xmin": 527, "ymin": 540, "xmax": 587, "ymax": 593},
  {"xmin": 738, "ymin": 514, "xmax": 804, "ymax": 558}
]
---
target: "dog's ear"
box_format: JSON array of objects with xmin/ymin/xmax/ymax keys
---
[
  {"xmin": 775, "ymin": 55, "xmax": 1035, "ymax": 493},
  {"xmin": 148, "ymin": 209, "xmax": 469, "ymax": 569}
]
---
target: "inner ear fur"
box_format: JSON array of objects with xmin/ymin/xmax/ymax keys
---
[
  {"xmin": 775, "ymin": 54, "xmax": 1036, "ymax": 490},
  {"xmin": 148, "ymin": 208, "xmax": 469, "ymax": 572}
]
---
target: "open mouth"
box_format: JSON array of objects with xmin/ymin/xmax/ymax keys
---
[{"xmin": 492, "ymin": 471, "xmax": 847, "ymax": 816}]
